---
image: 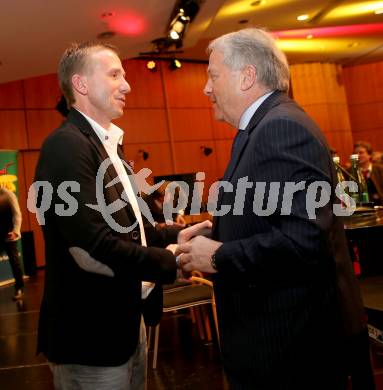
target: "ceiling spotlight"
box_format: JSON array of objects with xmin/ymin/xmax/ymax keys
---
[
  {"xmin": 146, "ymin": 1, "xmax": 200, "ymax": 54},
  {"xmin": 169, "ymin": 59, "xmax": 182, "ymax": 70},
  {"xmin": 297, "ymin": 14, "xmax": 309, "ymax": 21},
  {"xmin": 170, "ymin": 30, "xmax": 180, "ymax": 40},
  {"xmin": 348, "ymin": 42, "xmax": 360, "ymax": 48},
  {"xmin": 146, "ymin": 60, "xmax": 157, "ymax": 71},
  {"xmin": 169, "ymin": 8, "xmax": 190, "ymax": 41}
]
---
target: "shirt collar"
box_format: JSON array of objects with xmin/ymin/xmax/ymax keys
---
[
  {"xmin": 238, "ymin": 90, "xmax": 274, "ymax": 131},
  {"xmin": 75, "ymin": 109, "xmax": 124, "ymax": 145}
]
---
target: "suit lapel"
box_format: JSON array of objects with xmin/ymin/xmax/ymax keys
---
[
  {"xmin": 67, "ymin": 109, "xmax": 137, "ymax": 223},
  {"xmin": 222, "ymin": 91, "xmax": 285, "ymax": 182},
  {"xmin": 222, "ymin": 130, "xmax": 248, "ymax": 182},
  {"xmin": 68, "ymin": 108, "xmax": 109, "ymax": 164}
]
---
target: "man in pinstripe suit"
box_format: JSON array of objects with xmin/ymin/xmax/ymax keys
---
[{"xmin": 177, "ymin": 28, "xmax": 372, "ymax": 389}]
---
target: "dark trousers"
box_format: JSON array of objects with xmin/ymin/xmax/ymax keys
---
[
  {"xmin": 224, "ymin": 332, "xmax": 349, "ymax": 390},
  {"xmin": 0, "ymin": 240, "xmax": 24, "ymax": 290},
  {"xmin": 226, "ymin": 331, "xmax": 375, "ymax": 390},
  {"xmin": 345, "ymin": 328, "xmax": 376, "ymax": 390}
]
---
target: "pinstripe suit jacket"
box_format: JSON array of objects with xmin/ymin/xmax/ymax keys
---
[{"xmin": 211, "ymin": 91, "xmax": 365, "ymax": 388}]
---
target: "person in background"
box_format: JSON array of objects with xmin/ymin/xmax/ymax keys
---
[
  {"xmin": 354, "ymin": 140, "xmax": 383, "ymax": 205},
  {"xmin": 177, "ymin": 28, "xmax": 373, "ymax": 389},
  {"xmin": 371, "ymin": 150, "xmax": 383, "ymax": 165},
  {"xmin": 34, "ymin": 41, "xmax": 201, "ymax": 390},
  {"xmin": 143, "ymin": 181, "xmax": 186, "ymax": 227},
  {"xmin": 0, "ymin": 185, "xmax": 24, "ymax": 300}
]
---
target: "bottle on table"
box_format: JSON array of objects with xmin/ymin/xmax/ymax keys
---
[
  {"xmin": 333, "ymin": 156, "xmax": 349, "ymax": 208},
  {"xmin": 349, "ymin": 154, "xmax": 370, "ymax": 205}
]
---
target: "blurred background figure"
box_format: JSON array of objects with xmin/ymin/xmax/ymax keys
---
[
  {"xmin": 0, "ymin": 185, "xmax": 24, "ymax": 300},
  {"xmin": 371, "ymin": 150, "xmax": 383, "ymax": 165},
  {"xmin": 143, "ymin": 181, "xmax": 186, "ymax": 227},
  {"xmin": 354, "ymin": 141, "xmax": 383, "ymax": 205}
]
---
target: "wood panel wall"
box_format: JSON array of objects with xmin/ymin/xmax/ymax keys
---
[
  {"xmin": 1, "ymin": 59, "xmax": 380, "ymax": 266},
  {"xmin": 290, "ymin": 63, "xmax": 354, "ymax": 164},
  {"xmin": 343, "ymin": 61, "xmax": 383, "ymax": 151}
]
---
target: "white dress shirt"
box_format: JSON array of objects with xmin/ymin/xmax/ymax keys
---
[
  {"xmin": 78, "ymin": 110, "xmax": 147, "ymax": 246},
  {"xmin": 238, "ymin": 90, "xmax": 274, "ymax": 131},
  {"xmin": 73, "ymin": 110, "xmax": 154, "ymax": 298}
]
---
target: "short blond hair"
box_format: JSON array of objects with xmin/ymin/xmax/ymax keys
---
[{"xmin": 58, "ymin": 41, "xmax": 119, "ymax": 107}]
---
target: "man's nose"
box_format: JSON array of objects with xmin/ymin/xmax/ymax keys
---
[
  {"xmin": 121, "ymin": 78, "xmax": 131, "ymax": 94},
  {"xmin": 203, "ymin": 80, "xmax": 212, "ymax": 96}
]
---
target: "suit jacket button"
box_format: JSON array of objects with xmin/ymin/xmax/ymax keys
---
[{"xmin": 130, "ymin": 230, "xmax": 140, "ymax": 241}]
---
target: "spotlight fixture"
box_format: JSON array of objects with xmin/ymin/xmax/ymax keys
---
[
  {"xmin": 141, "ymin": 1, "xmax": 201, "ymax": 55},
  {"xmin": 138, "ymin": 149, "xmax": 149, "ymax": 161},
  {"xmin": 169, "ymin": 59, "xmax": 182, "ymax": 70},
  {"xmin": 146, "ymin": 60, "xmax": 157, "ymax": 71},
  {"xmin": 168, "ymin": 8, "xmax": 190, "ymax": 41},
  {"xmin": 201, "ymin": 146, "xmax": 213, "ymax": 156},
  {"xmin": 297, "ymin": 14, "xmax": 309, "ymax": 21},
  {"xmin": 348, "ymin": 42, "xmax": 360, "ymax": 48}
]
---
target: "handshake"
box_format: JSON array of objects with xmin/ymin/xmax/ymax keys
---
[{"xmin": 166, "ymin": 220, "xmax": 222, "ymax": 275}]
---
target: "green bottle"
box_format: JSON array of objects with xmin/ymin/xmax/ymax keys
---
[{"xmin": 349, "ymin": 154, "xmax": 369, "ymax": 205}]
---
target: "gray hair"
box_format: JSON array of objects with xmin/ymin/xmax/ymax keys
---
[{"xmin": 207, "ymin": 28, "xmax": 290, "ymax": 92}]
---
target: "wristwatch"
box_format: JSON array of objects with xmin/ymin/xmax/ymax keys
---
[{"xmin": 210, "ymin": 253, "xmax": 218, "ymax": 270}]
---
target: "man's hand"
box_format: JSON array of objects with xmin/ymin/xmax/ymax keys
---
[
  {"xmin": 157, "ymin": 221, "xmax": 185, "ymax": 228},
  {"xmin": 7, "ymin": 231, "xmax": 18, "ymax": 241},
  {"xmin": 175, "ymin": 214, "xmax": 186, "ymax": 227},
  {"xmin": 177, "ymin": 220, "xmax": 212, "ymax": 244},
  {"xmin": 166, "ymin": 243, "xmax": 178, "ymax": 255},
  {"xmin": 176, "ymin": 235, "xmax": 222, "ymax": 273}
]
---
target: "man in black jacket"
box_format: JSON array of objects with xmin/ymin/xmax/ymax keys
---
[{"xmin": 34, "ymin": 41, "xmax": 186, "ymax": 389}]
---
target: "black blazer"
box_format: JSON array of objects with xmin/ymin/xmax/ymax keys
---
[
  {"xmin": 35, "ymin": 109, "xmax": 178, "ymax": 366},
  {"xmin": 211, "ymin": 92, "xmax": 365, "ymax": 387}
]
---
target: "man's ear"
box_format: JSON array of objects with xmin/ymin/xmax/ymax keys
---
[
  {"xmin": 240, "ymin": 65, "xmax": 256, "ymax": 91},
  {"xmin": 72, "ymin": 74, "xmax": 87, "ymax": 95}
]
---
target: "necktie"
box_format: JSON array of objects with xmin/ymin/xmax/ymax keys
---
[
  {"xmin": 231, "ymin": 129, "xmax": 245, "ymax": 156},
  {"xmin": 223, "ymin": 129, "xmax": 247, "ymax": 181}
]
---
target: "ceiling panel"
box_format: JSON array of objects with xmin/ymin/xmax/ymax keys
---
[{"xmin": 0, "ymin": 0, "xmax": 382, "ymax": 83}]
